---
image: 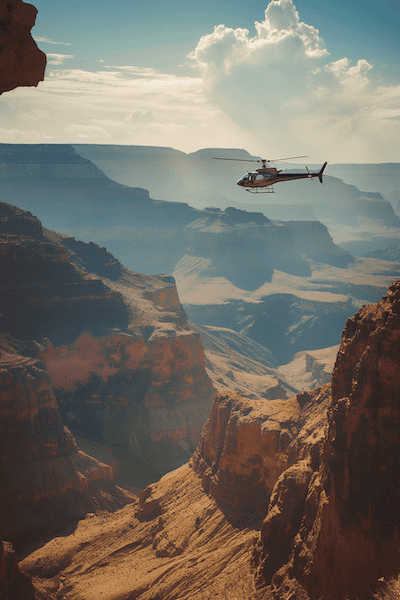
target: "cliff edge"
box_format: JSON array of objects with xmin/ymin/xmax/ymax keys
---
[
  {"xmin": 0, "ymin": 0, "xmax": 46, "ymax": 94},
  {"xmin": 255, "ymin": 279, "xmax": 400, "ymax": 599}
]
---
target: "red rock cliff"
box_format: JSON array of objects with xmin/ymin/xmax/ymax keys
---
[
  {"xmin": 0, "ymin": 201, "xmax": 214, "ymax": 485},
  {"xmin": 0, "ymin": 0, "xmax": 46, "ymax": 94},
  {"xmin": 41, "ymin": 270, "xmax": 215, "ymax": 477},
  {"xmin": 191, "ymin": 385, "xmax": 330, "ymax": 523},
  {"xmin": 255, "ymin": 279, "xmax": 400, "ymax": 600},
  {"xmin": 0, "ymin": 336, "xmax": 132, "ymax": 546}
]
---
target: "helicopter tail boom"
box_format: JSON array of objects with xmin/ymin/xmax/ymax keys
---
[{"xmin": 318, "ymin": 162, "xmax": 327, "ymax": 183}]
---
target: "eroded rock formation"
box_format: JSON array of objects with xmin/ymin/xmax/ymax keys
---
[
  {"xmin": 192, "ymin": 387, "xmax": 330, "ymax": 523},
  {"xmin": 0, "ymin": 0, "xmax": 46, "ymax": 94},
  {"xmin": 0, "ymin": 335, "xmax": 132, "ymax": 546},
  {"xmin": 0, "ymin": 537, "xmax": 34, "ymax": 600},
  {"xmin": 0, "ymin": 199, "xmax": 214, "ymax": 488},
  {"xmin": 19, "ymin": 386, "xmax": 330, "ymax": 600},
  {"xmin": 20, "ymin": 279, "xmax": 400, "ymax": 600},
  {"xmin": 255, "ymin": 279, "xmax": 400, "ymax": 599}
]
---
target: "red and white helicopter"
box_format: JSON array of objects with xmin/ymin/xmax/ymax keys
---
[{"xmin": 213, "ymin": 155, "xmax": 327, "ymax": 193}]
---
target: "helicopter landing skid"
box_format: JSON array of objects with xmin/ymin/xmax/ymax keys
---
[{"xmin": 244, "ymin": 186, "xmax": 274, "ymax": 193}]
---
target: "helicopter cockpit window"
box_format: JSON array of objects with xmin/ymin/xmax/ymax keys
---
[{"xmin": 255, "ymin": 174, "xmax": 264, "ymax": 180}]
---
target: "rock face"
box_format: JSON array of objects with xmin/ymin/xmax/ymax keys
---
[
  {"xmin": 19, "ymin": 386, "xmax": 330, "ymax": 600},
  {"xmin": 182, "ymin": 211, "xmax": 352, "ymax": 291},
  {"xmin": 0, "ymin": 200, "xmax": 214, "ymax": 486},
  {"xmin": 191, "ymin": 386, "xmax": 330, "ymax": 524},
  {"xmin": 0, "ymin": 537, "xmax": 34, "ymax": 600},
  {"xmin": 255, "ymin": 279, "xmax": 400, "ymax": 600},
  {"xmin": 0, "ymin": 335, "xmax": 131, "ymax": 546},
  {"xmin": 43, "ymin": 306, "xmax": 214, "ymax": 477},
  {"xmin": 16, "ymin": 274, "xmax": 400, "ymax": 600},
  {"xmin": 0, "ymin": 0, "xmax": 46, "ymax": 94}
]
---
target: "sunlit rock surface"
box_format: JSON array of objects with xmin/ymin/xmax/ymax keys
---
[
  {"xmin": 255, "ymin": 279, "xmax": 400, "ymax": 600},
  {"xmin": 20, "ymin": 386, "xmax": 330, "ymax": 600},
  {"xmin": 20, "ymin": 279, "xmax": 400, "ymax": 600},
  {"xmin": 0, "ymin": 200, "xmax": 214, "ymax": 487},
  {"xmin": 191, "ymin": 387, "xmax": 330, "ymax": 522},
  {"xmin": 0, "ymin": 0, "xmax": 46, "ymax": 94}
]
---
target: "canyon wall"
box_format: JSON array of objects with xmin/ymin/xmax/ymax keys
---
[
  {"xmin": 191, "ymin": 386, "xmax": 330, "ymax": 523},
  {"xmin": 0, "ymin": 336, "xmax": 132, "ymax": 546},
  {"xmin": 0, "ymin": 0, "xmax": 46, "ymax": 94},
  {"xmin": 0, "ymin": 199, "xmax": 214, "ymax": 492},
  {"xmin": 19, "ymin": 279, "xmax": 400, "ymax": 599},
  {"xmin": 0, "ymin": 537, "xmax": 34, "ymax": 600},
  {"xmin": 255, "ymin": 279, "xmax": 400, "ymax": 599}
]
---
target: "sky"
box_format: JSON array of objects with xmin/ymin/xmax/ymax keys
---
[{"xmin": 1, "ymin": 0, "xmax": 399, "ymax": 163}]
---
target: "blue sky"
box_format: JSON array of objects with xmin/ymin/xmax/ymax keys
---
[{"xmin": 1, "ymin": 0, "xmax": 399, "ymax": 162}]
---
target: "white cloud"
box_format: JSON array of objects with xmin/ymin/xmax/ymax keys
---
[
  {"xmin": 189, "ymin": 0, "xmax": 400, "ymax": 162},
  {"xmin": 0, "ymin": 128, "xmax": 53, "ymax": 141},
  {"xmin": 64, "ymin": 124, "xmax": 110, "ymax": 138},
  {"xmin": 33, "ymin": 36, "xmax": 72, "ymax": 46},
  {"xmin": 1, "ymin": 66, "xmax": 255, "ymax": 151},
  {"xmin": 47, "ymin": 53, "xmax": 74, "ymax": 65}
]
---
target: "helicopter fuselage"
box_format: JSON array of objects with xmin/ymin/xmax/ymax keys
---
[{"xmin": 237, "ymin": 162, "xmax": 327, "ymax": 191}]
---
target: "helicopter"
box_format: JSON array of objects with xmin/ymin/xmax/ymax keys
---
[{"xmin": 213, "ymin": 155, "xmax": 328, "ymax": 193}]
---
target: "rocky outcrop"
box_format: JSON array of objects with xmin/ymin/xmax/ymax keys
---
[
  {"xmin": 255, "ymin": 279, "xmax": 400, "ymax": 599},
  {"xmin": 43, "ymin": 323, "xmax": 214, "ymax": 476},
  {"xmin": 17, "ymin": 386, "xmax": 331, "ymax": 600},
  {"xmin": 0, "ymin": 335, "xmax": 132, "ymax": 546},
  {"xmin": 0, "ymin": 200, "xmax": 214, "ymax": 485},
  {"xmin": 0, "ymin": 231, "xmax": 129, "ymax": 343},
  {"xmin": 17, "ymin": 279, "xmax": 400, "ymax": 600},
  {"xmin": 0, "ymin": 0, "xmax": 46, "ymax": 94},
  {"xmin": 191, "ymin": 386, "xmax": 330, "ymax": 523},
  {"xmin": 0, "ymin": 537, "xmax": 34, "ymax": 600}
]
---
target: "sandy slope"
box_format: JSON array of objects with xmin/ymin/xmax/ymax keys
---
[{"xmin": 21, "ymin": 465, "xmax": 258, "ymax": 600}]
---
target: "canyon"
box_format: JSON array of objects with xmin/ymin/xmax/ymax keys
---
[
  {"xmin": 18, "ymin": 278, "xmax": 400, "ymax": 600},
  {"xmin": 0, "ymin": 198, "xmax": 216, "ymax": 482},
  {"xmin": 1, "ymin": 143, "xmax": 399, "ymax": 373},
  {"xmin": 2, "ymin": 9, "xmax": 400, "ymax": 598},
  {"xmin": 73, "ymin": 144, "xmax": 400, "ymax": 254}
]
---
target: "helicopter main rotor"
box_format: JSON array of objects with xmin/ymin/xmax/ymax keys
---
[{"xmin": 212, "ymin": 155, "xmax": 308, "ymax": 169}]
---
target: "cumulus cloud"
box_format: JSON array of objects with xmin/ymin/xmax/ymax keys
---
[{"xmin": 189, "ymin": 0, "xmax": 400, "ymax": 161}]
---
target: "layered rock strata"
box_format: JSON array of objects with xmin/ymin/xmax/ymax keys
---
[
  {"xmin": 0, "ymin": 336, "xmax": 132, "ymax": 546},
  {"xmin": 18, "ymin": 386, "xmax": 331, "ymax": 600},
  {"xmin": 0, "ymin": 0, "xmax": 46, "ymax": 94},
  {"xmin": 16, "ymin": 277, "xmax": 400, "ymax": 599},
  {"xmin": 0, "ymin": 200, "xmax": 214, "ymax": 486},
  {"xmin": 255, "ymin": 279, "xmax": 400, "ymax": 600},
  {"xmin": 182, "ymin": 210, "xmax": 352, "ymax": 291},
  {"xmin": 42, "ymin": 273, "xmax": 214, "ymax": 477},
  {"xmin": 191, "ymin": 386, "xmax": 330, "ymax": 523}
]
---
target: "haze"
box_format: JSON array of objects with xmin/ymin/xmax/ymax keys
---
[{"xmin": 1, "ymin": 0, "xmax": 399, "ymax": 163}]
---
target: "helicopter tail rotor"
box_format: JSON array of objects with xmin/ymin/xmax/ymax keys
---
[{"xmin": 318, "ymin": 162, "xmax": 328, "ymax": 183}]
